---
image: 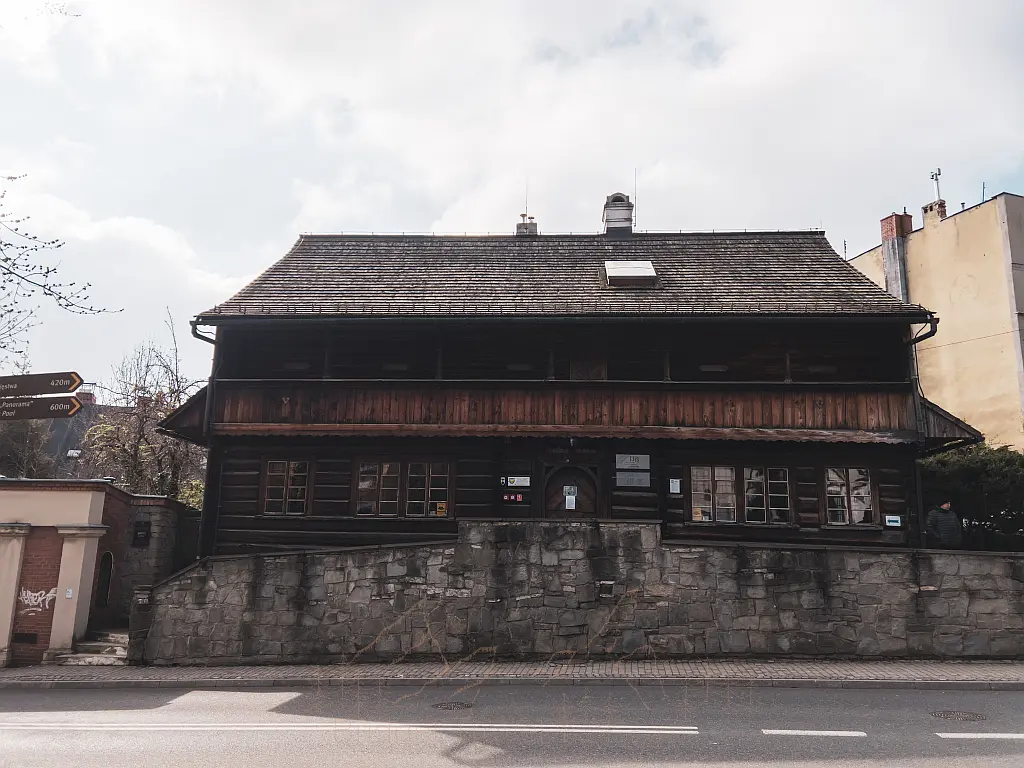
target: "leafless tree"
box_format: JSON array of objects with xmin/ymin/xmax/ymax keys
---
[
  {"xmin": 80, "ymin": 313, "xmax": 205, "ymax": 504},
  {"xmin": 1, "ymin": 175, "xmax": 111, "ymax": 364}
]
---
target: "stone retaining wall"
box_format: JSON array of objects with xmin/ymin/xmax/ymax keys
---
[{"xmin": 142, "ymin": 521, "xmax": 1024, "ymax": 664}]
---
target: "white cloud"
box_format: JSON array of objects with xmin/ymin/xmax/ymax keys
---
[{"xmin": 1, "ymin": 0, "xmax": 1023, "ymax": 377}]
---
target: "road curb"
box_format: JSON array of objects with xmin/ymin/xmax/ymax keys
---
[{"xmin": 1, "ymin": 677, "xmax": 1022, "ymax": 691}]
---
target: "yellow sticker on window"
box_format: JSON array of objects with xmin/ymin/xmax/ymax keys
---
[{"xmin": 435, "ymin": 502, "xmax": 447, "ymax": 516}]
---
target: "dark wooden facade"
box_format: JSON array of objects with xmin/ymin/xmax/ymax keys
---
[{"xmin": 165, "ymin": 319, "xmax": 981, "ymax": 556}]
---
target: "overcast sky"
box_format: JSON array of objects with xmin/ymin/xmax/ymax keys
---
[{"xmin": 2, "ymin": 0, "xmax": 1023, "ymax": 384}]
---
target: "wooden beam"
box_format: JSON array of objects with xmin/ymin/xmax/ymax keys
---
[{"xmin": 212, "ymin": 422, "xmax": 917, "ymax": 444}]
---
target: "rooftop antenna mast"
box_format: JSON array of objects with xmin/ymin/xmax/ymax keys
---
[
  {"xmin": 930, "ymin": 168, "xmax": 942, "ymax": 201},
  {"xmin": 633, "ymin": 167, "xmax": 637, "ymax": 230}
]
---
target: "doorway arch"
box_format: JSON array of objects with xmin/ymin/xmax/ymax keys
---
[
  {"xmin": 95, "ymin": 551, "xmax": 113, "ymax": 610},
  {"xmin": 544, "ymin": 466, "xmax": 598, "ymax": 518}
]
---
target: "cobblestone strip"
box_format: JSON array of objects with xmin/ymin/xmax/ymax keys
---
[{"xmin": 4, "ymin": 659, "xmax": 1024, "ymax": 689}]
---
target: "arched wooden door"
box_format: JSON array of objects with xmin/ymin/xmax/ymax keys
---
[{"xmin": 544, "ymin": 466, "xmax": 598, "ymax": 518}]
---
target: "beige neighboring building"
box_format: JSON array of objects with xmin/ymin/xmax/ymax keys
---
[{"xmin": 851, "ymin": 192, "xmax": 1024, "ymax": 450}]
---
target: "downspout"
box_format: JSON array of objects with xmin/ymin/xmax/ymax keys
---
[
  {"xmin": 190, "ymin": 318, "xmax": 221, "ymax": 558},
  {"xmin": 190, "ymin": 319, "xmax": 217, "ymax": 440},
  {"xmin": 907, "ymin": 314, "xmax": 938, "ymax": 547}
]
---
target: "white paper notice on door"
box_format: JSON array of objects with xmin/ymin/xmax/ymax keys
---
[
  {"xmin": 669, "ymin": 478, "xmax": 681, "ymax": 494},
  {"xmin": 565, "ymin": 495, "xmax": 576, "ymax": 510}
]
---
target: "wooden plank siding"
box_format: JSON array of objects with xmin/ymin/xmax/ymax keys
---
[
  {"xmin": 211, "ymin": 383, "xmax": 917, "ymax": 441},
  {"xmin": 207, "ymin": 439, "xmax": 917, "ymax": 554}
]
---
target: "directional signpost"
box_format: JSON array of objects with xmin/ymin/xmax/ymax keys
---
[
  {"xmin": 0, "ymin": 371, "xmax": 82, "ymax": 398},
  {"xmin": 0, "ymin": 371, "xmax": 85, "ymax": 421},
  {"xmin": 0, "ymin": 397, "xmax": 82, "ymax": 421}
]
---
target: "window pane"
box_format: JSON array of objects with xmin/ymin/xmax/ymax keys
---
[
  {"xmin": 827, "ymin": 495, "xmax": 848, "ymax": 525},
  {"xmin": 406, "ymin": 501, "xmax": 426, "ymax": 517},
  {"xmin": 691, "ymin": 479, "xmax": 711, "ymax": 495},
  {"xmin": 430, "ymin": 462, "xmax": 449, "ymax": 477},
  {"xmin": 264, "ymin": 500, "xmax": 283, "ymax": 515},
  {"xmin": 769, "ymin": 506, "xmax": 789, "ymax": 524},
  {"xmin": 826, "ymin": 468, "xmax": 847, "ymax": 495},
  {"xmin": 267, "ymin": 461, "xmax": 287, "ymax": 474},
  {"xmin": 356, "ymin": 500, "xmax": 375, "ymax": 516},
  {"xmin": 286, "ymin": 500, "xmax": 306, "ymax": 515},
  {"xmin": 408, "ymin": 462, "xmax": 426, "ymax": 477},
  {"xmin": 407, "ymin": 488, "xmax": 426, "ymax": 502},
  {"xmin": 849, "ymin": 468, "xmax": 871, "ymax": 495},
  {"xmin": 378, "ymin": 501, "xmax": 399, "ymax": 517},
  {"xmin": 691, "ymin": 503, "xmax": 711, "ymax": 522},
  {"xmin": 744, "ymin": 467, "xmax": 765, "ymax": 483},
  {"xmin": 746, "ymin": 506, "xmax": 767, "ymax": 523},
  {"xmin": 715, "ymin": 480, "xmax": 734, "ymax": 496},
  {"xmin": 851, "ymin": 495, "xmax": 872, "ymax": 524},
  {"xmin": 768, "ymin": 468, "xmax": 788, "ymax": 483},
  {"xmin": 769, "ymin": 494, "xmax": 790, "ymax": 510},
  {"xmin": 290, "ymin": 462, "xmax": 308, "ymax": 476},
  {"xmin": 745, "ymin": 493, "xmax": 765, "ymax": 511},
  {"xmin": 287, "ymin": 486, "xmax": 306, "ymax": 500},
  {"xmin": 714, "ymin": 466, "xmax": 735, "ymax": 481},
  {"xmin": 716, "ymin": 504, "xmax": 737, "ymax": 523},
  {"xmin": 265, "ymin": 486, "xmax": 284, "ymax": 500},
  {"xmin": 691, "ymin": 466, "xmax": 711, "ymax": 481}
]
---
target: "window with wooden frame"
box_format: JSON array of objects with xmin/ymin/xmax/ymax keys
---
[
  {"xmin": 356, "ymin": 461, "xmax": 450, "ymax": 518},
  {"xmin": 263, "ymin": 460, "xmax": 310, "ymax": 516},
  {"xmin": 825, "ymin": 468, "xmax": 873, "ymax": 525},
  {"xmin": 690, "ymin": 466, "xmax": 737, "ymax": 522},
  {"xmin": 743, "ymin": 467, "xmax": 791, "ymax": 524}
]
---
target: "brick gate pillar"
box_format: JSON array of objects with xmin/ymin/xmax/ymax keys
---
[
  {"xmin": 0, "ymin": 524, "xmax": 31, "ymax": 668},
  {"xmin": 44, "ymin": 525, "xmax": 107, "ymax": 662}
]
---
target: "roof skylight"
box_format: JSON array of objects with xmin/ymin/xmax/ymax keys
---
[{"xmin": 605, "ymin": 260, "xmax": 657, "ymax": 287}]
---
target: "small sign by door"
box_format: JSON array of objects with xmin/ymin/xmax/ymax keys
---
[
  {"xmin": 564, "ymin": 485, "xmax": 577, "ymax": 510},
  {"xmin": 615, "ymin": 454, "xmax": 650, "ymax": 470}
]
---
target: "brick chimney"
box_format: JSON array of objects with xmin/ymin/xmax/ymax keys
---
[
  {"xmin": 515, "ymin": 213, "xmax": 538, "ymax": 236},
  {"xmin": 922, "ymin": 199, "xmax": 947, "ymax": 227},
  {"xmin": 880, "ymin": 209, "xmax": 912, "ymax": 302}
]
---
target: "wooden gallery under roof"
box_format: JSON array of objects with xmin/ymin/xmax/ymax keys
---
[{"xmin": 162, "ymin": 192, "xmax": 981, "ymax": 557}]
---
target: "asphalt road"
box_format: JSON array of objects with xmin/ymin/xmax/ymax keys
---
[{"xmin": 1, "ymin": 683, "xmax": 1024, "ymax": 767}]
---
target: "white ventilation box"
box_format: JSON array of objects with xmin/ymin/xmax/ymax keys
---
[{"xmin": 605, "ymin": 260, "xmax": 657, "ymax": 286}]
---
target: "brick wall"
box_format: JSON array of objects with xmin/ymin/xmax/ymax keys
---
[
  {"xmin": 10, "ymin": 528, "xmax": 63, "ymax": 666},
  {"xmin": 143, "ymin": 521, "xmax": 1024, "ymax": 665},
  {"xmin": 92, "ymin": 496, "xmax": 181, "ymax": 630},
  {"xmin": 90, "ymin": 493, "xmax": 133, "ymax": 629}
]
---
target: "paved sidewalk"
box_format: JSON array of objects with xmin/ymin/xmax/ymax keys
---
[{"xmin": 3, "ymin": 658, "xmax": 1024, "ymax": 690}]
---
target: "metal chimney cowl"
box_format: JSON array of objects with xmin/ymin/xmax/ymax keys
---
[{"xmin": 603, "ymin": 193, "xmax": 634, "ymax": 236}]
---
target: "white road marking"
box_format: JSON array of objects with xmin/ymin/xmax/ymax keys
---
[
  {"xmin": 936, "ymin": 733, "xmax": 1024, "ymax": 740},
  {"xmin": 762, "ymin": 729, "xmax": 867, "ymax": 737},
  {"xmin": 0, "ymin": 722, "xmax": 699, "ymax": 735}
]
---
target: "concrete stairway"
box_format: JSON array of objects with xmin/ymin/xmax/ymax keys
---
[{"xmin": 55, "ymin": 631, "xmax": 129, "ymax": 666}]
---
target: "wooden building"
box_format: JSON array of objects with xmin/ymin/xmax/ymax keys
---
[{"xmin": 163, "ymin": 194, "xmax": 981, "ymax": 557}]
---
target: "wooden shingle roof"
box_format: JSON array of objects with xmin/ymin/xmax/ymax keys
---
[{"xmin": 198, "ymin": 231, "xmax": 930, "ymax": 322}]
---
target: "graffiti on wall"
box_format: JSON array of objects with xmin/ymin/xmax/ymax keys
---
[{"xmin": 18, "ymin": 587, "xmax": 57, "ymax": 615}]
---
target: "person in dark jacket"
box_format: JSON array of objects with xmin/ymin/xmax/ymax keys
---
[{"xmin": 926, "ymin": 500, "xmax": 963, "ymax": 549}]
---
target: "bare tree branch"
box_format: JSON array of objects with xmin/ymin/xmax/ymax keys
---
[
  {"xmin": 79, "ymin": 312, "xmax": 205, "ymax": 503},
  {"xmin": 0, "ymin": 175, "xmax": 118, "ymax": 364}
]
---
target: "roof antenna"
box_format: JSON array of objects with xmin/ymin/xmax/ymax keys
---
[
  {"xmin": 633, "ymin": 167, "xmax": 638, "ymax": 230},
  {"xmin": 930, "ymin": 168, "xmax": 942, "ymax": 201},
  {"xmin": 982, "ymin": 181, "xmax": 986, "ymax": 202}
]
